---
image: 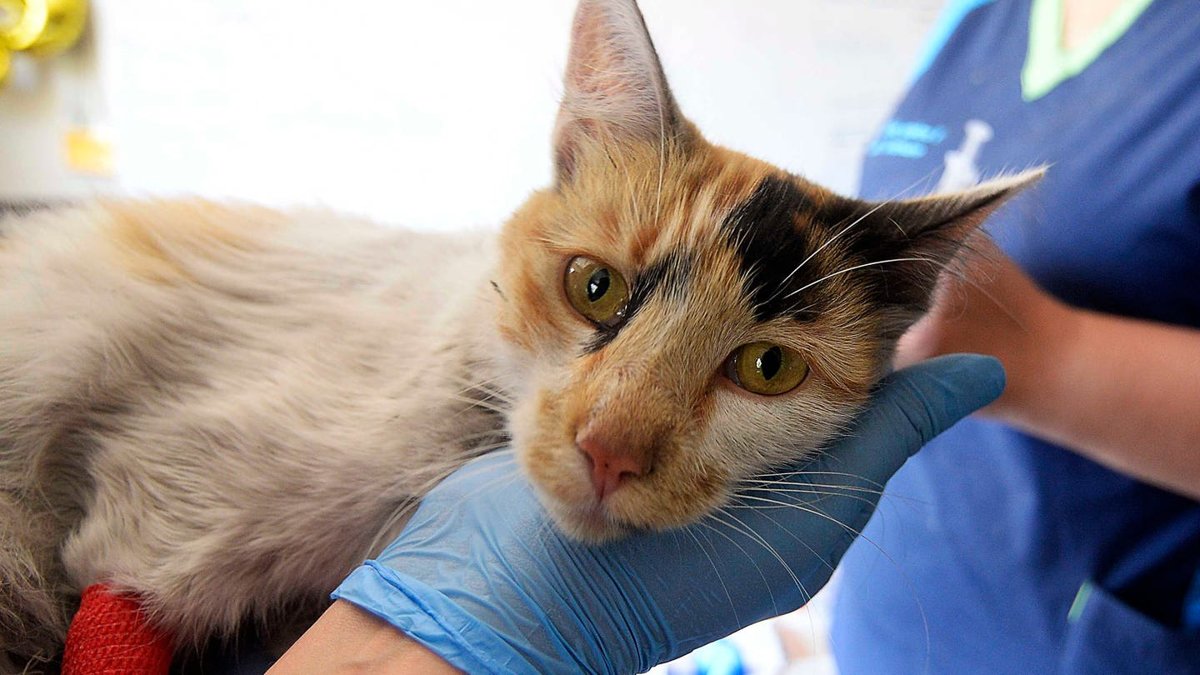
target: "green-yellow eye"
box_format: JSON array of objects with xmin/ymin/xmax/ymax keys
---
[
  {"xmin": 564, "ymin": 256, "xmax": 630, "ymax": 328},
  {"xmin": 725, "ymin": 342, "xmax": 809, "ymax": 396}
]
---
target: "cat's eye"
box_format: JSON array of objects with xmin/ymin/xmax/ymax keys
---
[
  {"xmin": 564, "ymin": 256, "xmax": 630, "ymax": 328},
  {"xmin": 725, "ymin": 342, "xmax": 809, "ymax": 396}
]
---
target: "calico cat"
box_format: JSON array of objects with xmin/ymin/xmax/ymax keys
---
[{"xmin": 0, "ymin": 0, "xmax": 1038, "ymax": 667}]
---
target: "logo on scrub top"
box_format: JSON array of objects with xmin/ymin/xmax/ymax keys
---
[
  {"xmin": 868, "ymin": 118, "xmax": 994, "ymax": 191},
  {"xmin": 868, "ymin": 120, "xmax": 948, "ymax": 159},
  {"xmin": 938, "ymin": 119, "xmax": 994, "ymax": 191}
]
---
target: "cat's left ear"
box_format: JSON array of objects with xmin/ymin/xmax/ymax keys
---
[
  {"xmin": 553, "ymin": 0, "xmax": 694, "ymax": 184},
  {"xmin": 845, "ymin": 169, "xmax": 1045, "ymax": 339}
]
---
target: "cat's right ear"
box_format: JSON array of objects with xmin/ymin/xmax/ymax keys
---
[{"xmin": 553, "ymin": 0, "xmax": 692, "ymax": 185}]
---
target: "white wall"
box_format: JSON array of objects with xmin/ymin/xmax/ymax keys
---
[
  {"xmin": 2, "ymin": 1, "xmax": 944, "ymax": 228},
  {"xmin": 0, "ymin": 30, "xmax": 110, "ymax": 200}
]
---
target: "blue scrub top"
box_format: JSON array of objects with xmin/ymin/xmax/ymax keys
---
[{"xmin": 832, "ymin": 1, "xmax": 1200, "ymax": 672}]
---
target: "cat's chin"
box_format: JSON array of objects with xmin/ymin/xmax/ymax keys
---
[
  {"xmin": 537, "ymin": 487, "xmax": 720, "ymax": 544},
  {"xmin": 548, "ymin": 505, "xmax": 632, "ymax": 544}
]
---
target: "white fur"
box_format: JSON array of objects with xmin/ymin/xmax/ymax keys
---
[{"xmin": 0, "ymin": 203, "xmax": 512, "ymax": 662}]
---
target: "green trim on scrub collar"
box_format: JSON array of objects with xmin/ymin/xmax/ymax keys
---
[{"xmin": 1022, "ymin": 0, "xmax": 1156, "ymax": 101}]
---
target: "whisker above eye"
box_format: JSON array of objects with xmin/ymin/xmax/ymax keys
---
[
  {"xmin": 760, "ymin": 199, "xmax": 893, "ymax": 308},
  {"xmin": 758, "ymin": 167, "xmax": 943, "ymax": 311},
  {"xmin": 781, "ymin": 256, "xmax": 937, "ymax": 301}
]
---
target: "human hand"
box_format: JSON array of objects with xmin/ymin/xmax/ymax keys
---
[
  {"xmin": 896, "ymin": 242, "xmax": 1077, "ymax": 420},
  {"xmin": 332, "ymin": 355, "xmax": 1005, "ymax": 674}
]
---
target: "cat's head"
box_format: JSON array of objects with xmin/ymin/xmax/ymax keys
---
[{"xmin": 493, "ymin": 0, "xmax": 1038, "ymax": 541}]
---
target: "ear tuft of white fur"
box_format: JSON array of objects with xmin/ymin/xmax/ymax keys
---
[{"xmin": 553, "ymin": 0, "xmax": 684, "ymax": 181}]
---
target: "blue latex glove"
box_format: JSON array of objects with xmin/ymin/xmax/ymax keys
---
[{"xmin": 333, "ymin": 354, "xmax": 1004, "ymax": 674}]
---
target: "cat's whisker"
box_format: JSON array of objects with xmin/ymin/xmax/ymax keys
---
[
  {"xmin": 735, "ymin": 480, "xmax": 887, "ymax": 497},
  {"xmin": 761, "ymin": 169, "xmax": 945, "ymax": 310},
  {"xmin": 934, "ymin": 250, "xmax": 1030, "ymax": 335},
  {"xmin": 453, "ymin": 425, "xmax": 511, "ymax": 440},
  {"xmin": 446, "ymin": 369, "xmax": 510, "ymax": 390},
  {"xmin": 690, "ymin": 520, "xmax": 746, "ymax": 626},
  {"xmin": 729, "ymin": 493, "xmax": 868, "ymax": 542},
  {"xmin": 737, "ymin": 508, "xmax": 831, "ymax": 654},
  {"xmin": 402, "ymin": 451, "xmax": 516, "ymax": 500},
  {"xmin": 653, "ymin": 76, "xmax": 667, "ymax": 228},
  {"xmin": 463, "ymin": 442, "xmax": 516, "ymax": 458},
  {"xmin": 781, "ymin": 256, "xmax": 937, "ymax": 301},
  {"xmin": 446, "ymin": 373, "xmax": 517, "ymax": 404},
  {"xmin": 699, "ymin": 511, "xmax": 776, "ymax": 592},
  {"xmin": 730, "ymin": 506, "xmax": 836, "ymax": 577},
  {"xmin": 721, "ymin": 492, "xmax": 908, "ymax": 614},
  {"xmin": 451, "ymin": 384, "xmax": 516, "ymax": 406},
  {"xmin": 762, "ymin": 204, "xmax": 891, "ymax": 308},
  {"xmin": 440, "ymin": 394, "xmax": 512, "ymax": 417},
  {"xmin": 618, "ymin": 153, "xmax": 643, "ymax": 230},
  {"xmin": 730, "ymin": 494, "xmax": 935, "ymax": 672},
  {"xmin": 736, "ymin": 486, "xmax": 928, "ymax": 509},
  {"xmin": 735, "ymin": 485, "xmax": 882, "ymax": 511},
  {"xmin": 706, "ymin": 510, "xmax": 814, "ymax": 613},
  {"xmin": 734, "ymin": 480, "xmax": 888, "ymax": 502},
  {"xmin": 746, "ymin": 470, "xmax": 888, "ymax": 490}
]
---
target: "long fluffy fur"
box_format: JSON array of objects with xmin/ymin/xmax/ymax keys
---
[
  {"xmin": 0, "ymin": 202, "xmax": 510, "ymax": 662},
  {"xmin": 0, "ymin": 0, "xmax": 1036, "ymax": 667}
]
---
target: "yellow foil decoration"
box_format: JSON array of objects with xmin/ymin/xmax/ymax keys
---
[
  {"xmin": 63, "ymin": 126, "xmax": 113, "ymax": 176},
  {"xmin": 0, "ymin": 0, "xmax": 88, "ymax": 56}
]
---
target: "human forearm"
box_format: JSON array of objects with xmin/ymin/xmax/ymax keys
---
[
  {"xmin": 1001, "ymin": 304, "xmax": 1200, "ymax": 499},
  {"xmin": 269, "ymin": 601, "xmax": 459, "ymax": 674},
  {"xmin": 901, "ymin": 244, "xmax": 1200, "ymax": 499}
]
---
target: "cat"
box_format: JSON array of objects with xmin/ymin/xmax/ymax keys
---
[{"xmin": 0, "ymin": 0, "xmax": 1039, "ymax": 667}]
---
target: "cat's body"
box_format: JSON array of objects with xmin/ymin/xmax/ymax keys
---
[
  {"xmin": 0, "ymin": 0, "xmax": 1038, "ymax": 668},
  {"xmin": 0, "ymin": 202, "xmax": 510, "ymax": 661}
]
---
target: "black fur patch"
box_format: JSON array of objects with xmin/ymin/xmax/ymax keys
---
[
  {"xmin": 584, "ymin": 252, "xmax": 692, "ymax": 352},
  {"xmin": 722, "ymin": 176, "xmax": 850, "ymax": 321}
]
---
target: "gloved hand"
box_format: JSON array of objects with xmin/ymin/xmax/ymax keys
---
[{"xmin": 333, "ymin": 354, "xmax": 1004, "ymax": 674}]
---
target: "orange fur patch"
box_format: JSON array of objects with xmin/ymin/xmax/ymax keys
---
[
  {"xmin": 100, "ymin": 200, "xmax": 282, "ymax": 283},
  {"xmin": 497, "ymin": 132, "xmax": 888, "ymax": 536}
]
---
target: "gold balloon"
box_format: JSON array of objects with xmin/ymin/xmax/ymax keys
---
[{"xmin": 0, "ymin": 0, "xmax": 88, "ymax": 56}]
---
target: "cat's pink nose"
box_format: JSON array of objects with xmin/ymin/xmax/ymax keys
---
[{"xmin": 576, "ymin": 428, "xmax": 647, "ymax": 502}]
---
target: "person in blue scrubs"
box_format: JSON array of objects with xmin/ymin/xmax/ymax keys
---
[{"xmin": 833, "ymin": 0, "xmax": 1200, "ymax": 672}]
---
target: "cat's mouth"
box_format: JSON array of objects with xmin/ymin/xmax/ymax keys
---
[
  {"xmin": 517, "ymin": 436, "xmax": 729, "ymax": 543},
  {"xmin": 517, "ymin": 443, "xmax": 637, "ymax": 541},
  {"xmin": 508, "ymin": 382, "xmax": 729, "ymax": 542},
  {"xmin": 560, "ymin": 500, "xmax": 632, "ymax": 542}
]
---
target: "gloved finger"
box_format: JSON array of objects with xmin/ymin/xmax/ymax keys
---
[
  {"xmin": 865, "ymin": 353, "xmax": 1005, "ymax": 457},
  {"xmin": 746, "ymin": 353, "xmax": 1003, "ymax": 503},
  {"xmin": 713, "ymin": 354, "xmax": 1005, "ymax": 560}
]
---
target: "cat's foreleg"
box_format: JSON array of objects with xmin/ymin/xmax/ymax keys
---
[{"xmin": 61, "ymin": 584, "xmax": 174, "ymax": 675}]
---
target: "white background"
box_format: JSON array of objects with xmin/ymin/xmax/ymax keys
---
[{"xmin": 2, "ymin": 0, "xmax": 944, "ymax": 230}]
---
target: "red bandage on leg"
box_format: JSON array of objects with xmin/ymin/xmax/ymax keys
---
[{"xmin": 62, "ymin": 584, "xmax": 174, "ymax": 675}]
